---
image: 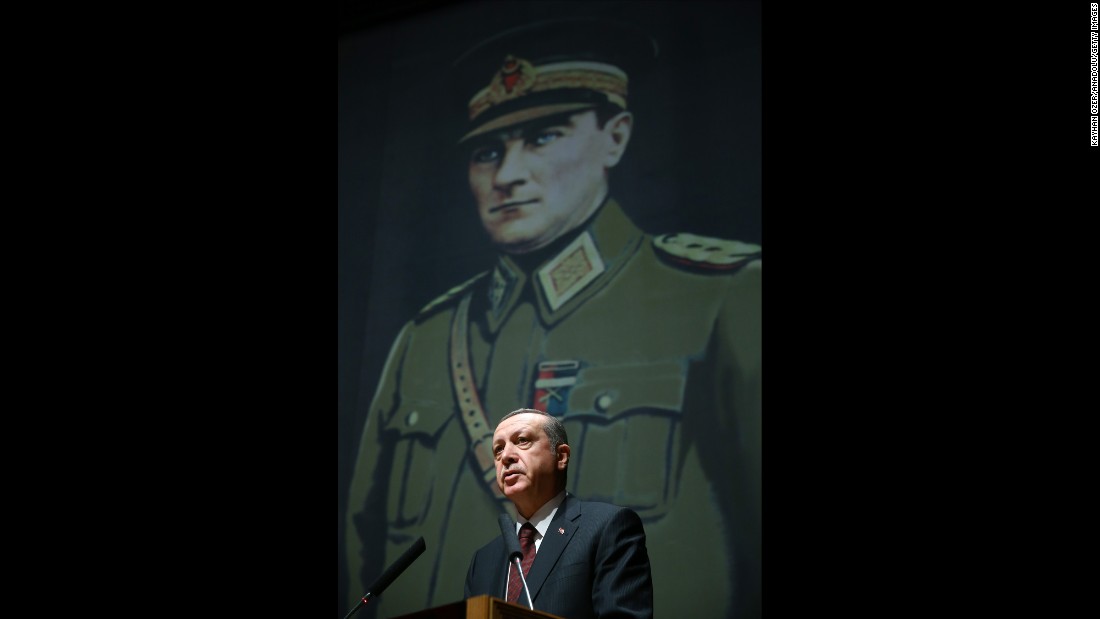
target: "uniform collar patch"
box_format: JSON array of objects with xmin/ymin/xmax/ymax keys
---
[
  {"xmin": 536, "ymin": 231, "xmax": 606, "ymax": 311},
  {"xmin": 488, "ymin": 260, "xmax": 519, "ymax": 319}
]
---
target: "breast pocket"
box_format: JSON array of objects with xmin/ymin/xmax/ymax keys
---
[
  {"xmin": 561, "ymin": 361, "xmax": 687, "ymax": 519},
  {"xmin": 381, "ymin": 398, "xmax": 455, "ymax": 528},
  {"xmin": 544, "ymin": 561, "xmax": 590, "ymax": 587}
]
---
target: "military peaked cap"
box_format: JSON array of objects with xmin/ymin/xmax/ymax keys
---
[{"xmin": 452, "ymin": 17, "xmax": 658, "ymax": 143}]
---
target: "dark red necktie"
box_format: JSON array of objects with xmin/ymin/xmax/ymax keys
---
[{"xmin": 507, "ymin": 523, "xmax": 537, "ymax": 603}]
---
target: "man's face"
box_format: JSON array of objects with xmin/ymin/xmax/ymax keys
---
[
  {"xmin": 493, "ymin": 413, "xmax": 568, "ymax": 515},
  {"xmin": 467, "ymin": 110, "xmax": 627, "ymax": 254}
]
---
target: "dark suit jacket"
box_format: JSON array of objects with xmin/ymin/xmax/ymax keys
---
[{"xmin": 464, "ymin": 495, "xmax": 653, "ymax": 619}]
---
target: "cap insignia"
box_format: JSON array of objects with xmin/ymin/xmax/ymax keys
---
[{"xmin": 488, "ymin": 55, "xmax": 536, "ymax": 104}]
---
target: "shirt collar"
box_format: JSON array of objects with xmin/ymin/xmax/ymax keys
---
[{"xmin": 516, "ymin": 490, "xmax": 567, "ymax": 539}]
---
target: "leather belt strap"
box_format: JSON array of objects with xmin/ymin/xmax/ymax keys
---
[{"xmin": 449, "ymin": 293, "xmax": 505, "ymax": 500}]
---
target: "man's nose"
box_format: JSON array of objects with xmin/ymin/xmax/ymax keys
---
[
  {"xmin": 500, "ymin": 443, "xmax": 519, "ymax": 464},
  {"xmin": 493, "ymin": 142, "xmax": 529, "ymax": 190}
]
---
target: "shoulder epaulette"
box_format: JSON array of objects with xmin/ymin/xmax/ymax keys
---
[
  {"xmin": 414, "ymin": 271, "xmax": 490, "ymax": 321},
  {"xmin": 652, "ymin": 233, "xmax": 761, "ymax": 273}
]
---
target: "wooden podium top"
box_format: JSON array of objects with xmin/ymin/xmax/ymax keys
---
[{"xmin": 393, "ymin": 595, "xmax": 564, "ymax": 619}]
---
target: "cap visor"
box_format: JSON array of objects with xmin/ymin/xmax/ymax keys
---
[{"xmin": 458, "ymin": 102, "xmax": 598, "ymax": 144}]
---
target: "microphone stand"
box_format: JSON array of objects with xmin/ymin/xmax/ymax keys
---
[
  {"xmin": 344, "ymin": 537, "xmax": 426, "ymax": 619},
  {"xmin": 498, "ymin": 514, "xmax": 535, "ymax": 611},
  {"xmin": 507, "ymin": 555, "xmax": 535, "ymax": 610}
]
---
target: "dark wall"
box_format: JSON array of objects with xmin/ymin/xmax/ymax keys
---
[{"xmin": 338, "ymin": 2, "xmax": 761, "ymax": 616}]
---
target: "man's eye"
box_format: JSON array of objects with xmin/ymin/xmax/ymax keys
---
[
  {"xmin": 531, "ymin": 131, "xmax": 560, "ymax": 146},
  {"xmin": 470, "ymin": 147, "xmax": 502, "ymax": 164}
]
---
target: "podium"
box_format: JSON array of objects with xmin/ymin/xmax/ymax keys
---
[{"xmin": 393, "ymin": 595, "xmax": 564, "ymax": 619}]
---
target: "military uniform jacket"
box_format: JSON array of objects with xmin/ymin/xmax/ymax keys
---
[{"xmin": 346, "ymin": 199, "xmax": 761, "ymax": 619}]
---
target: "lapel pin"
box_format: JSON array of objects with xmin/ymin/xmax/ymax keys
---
[{"xmin": 558, "ymin": 527, "xmax": 565, "ymax": 535}]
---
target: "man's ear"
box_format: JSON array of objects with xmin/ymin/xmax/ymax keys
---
[
  {"xmin": 556, "ymin": 444, "xmax": 571, "ymax": 470},
  {"xmin": 604, "ymin": 111, "xmax": 633, "ymax": 168}
]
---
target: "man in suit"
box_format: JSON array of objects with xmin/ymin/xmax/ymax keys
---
[{"xmin": 464, "ymin": 408, "xmax": 653, "ymax": 619}]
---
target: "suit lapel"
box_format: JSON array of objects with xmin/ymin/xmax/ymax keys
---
[
  {"xmin": 491, "ymin": 539, "xmax": 509, "ymax": 599},
  {"xmin": 524, "ymin": 495, "xmax": 581, "ymax": 601}
]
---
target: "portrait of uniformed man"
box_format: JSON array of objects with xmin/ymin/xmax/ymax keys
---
[{"xmin": 339, "ymin": 3, "xmax": 761, "ymax": 618}]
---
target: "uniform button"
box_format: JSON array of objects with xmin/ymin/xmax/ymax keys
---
[
  {"xmin": 406, "ymin": 411, "xmax": 419, "ymax": 426},
  {"xmin": 595, "ymin": 393, "xmax": 614, "ymax": 412}
]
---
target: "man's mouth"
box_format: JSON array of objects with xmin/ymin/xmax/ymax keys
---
[
  {"xmin": 502, "ymin": 470, "xmax": 523, "ymax": 481},
  {"xmin": 489, "ymin": 199, "xmax": 537, "ymax": 214}
]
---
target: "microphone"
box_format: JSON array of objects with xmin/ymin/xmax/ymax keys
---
[
  {"xmin": 498, "ymin": 514, "xmax": 523, "ymax": 561},
  {"xmin": 497, "ymin": 514, "xmax": 534, "ymax": 610},
  {"xmin": 344, "ymin": 536, "xmax": 426, "ymax": 619}
]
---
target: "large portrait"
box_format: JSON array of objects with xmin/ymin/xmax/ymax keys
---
[{"xmin": 339, "ymin": 2, "xmax": 761, "ymax": 617}]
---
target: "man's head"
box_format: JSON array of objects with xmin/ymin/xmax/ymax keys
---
[
  {"xmin": 492, "ymin": 408, "xmax": 570, "ymax": 518},
  {"xmin": 452, "ymin": 18, "xmax": 656, "ymax": 254},
  {"xmin": 465, "ymin": 106, "xmax": 632, "ymax": 254}
]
